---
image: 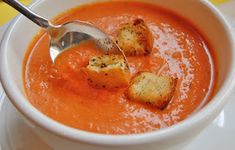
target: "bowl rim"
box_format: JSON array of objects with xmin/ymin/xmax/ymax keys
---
[{"xmin": 1, "ymin": 0, "xmax": 235, "ymax": 146}]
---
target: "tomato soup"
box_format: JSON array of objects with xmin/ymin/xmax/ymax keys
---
[{"xmin": 23, "ymin": 1, "xmax": 216, "ymax": 134}]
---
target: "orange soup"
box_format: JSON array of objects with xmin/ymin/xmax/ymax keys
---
[{"xmin": 23, "ymin": 1, "xmax": 217, "ymax": 134}]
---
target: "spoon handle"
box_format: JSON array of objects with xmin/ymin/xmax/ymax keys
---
[{"xmin": 2, "ymin": 0, "xmax": 50, "ymax": 29}]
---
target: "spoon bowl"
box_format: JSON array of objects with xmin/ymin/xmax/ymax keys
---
[{"xmin": 48, "ymin": 20, "xmax": 126, "ymax": 63}]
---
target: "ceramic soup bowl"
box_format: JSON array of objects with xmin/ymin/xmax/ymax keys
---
[{"xmin": 1, "ymin": 0, "xmax": 235, "ymax": 150}]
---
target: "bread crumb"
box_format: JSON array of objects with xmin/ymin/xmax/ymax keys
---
[
  {"xmin": 126, "ymin": 72, "xmax": 177, "ymax": 109},
  {"xmin": 83, "ymin": 55, "xmax": 130, "ymax": 89},
  {"xmin": 116, "ymin": 19, "xmax": 153, "ymax": 56}
]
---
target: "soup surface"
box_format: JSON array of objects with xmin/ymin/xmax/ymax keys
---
[{"xmin": 23, "ymin": 1, "xmax": 216, "ymax": 134}]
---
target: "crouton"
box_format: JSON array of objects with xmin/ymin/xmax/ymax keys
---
[
  {"xmin": 116, "ymin": 19, "xmax": 153, "ymax": 56},
  {"xmin": 126, "ymin": 72, "xmax": 177, "ymax": 109},
  {"xmin": 83, "ymin": 55, "xmax": 130, "ymax": 89}
]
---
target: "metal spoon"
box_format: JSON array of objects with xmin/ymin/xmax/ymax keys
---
[{"xmin": 3, "ymin": 0, "xmax": 129, "ymax": 67}]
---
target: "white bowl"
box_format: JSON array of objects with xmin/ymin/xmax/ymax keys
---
[{"xmin": 1, "ymin": 0, "xmax": 235, "ymax": 150}]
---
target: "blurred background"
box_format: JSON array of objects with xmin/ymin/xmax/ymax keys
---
[{"xmin": 0, "ymin": 0, "xmax": 32, "ymax": 26}]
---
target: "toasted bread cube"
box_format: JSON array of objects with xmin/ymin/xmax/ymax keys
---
[
  {"xmin": 127, "ymin": 72, "xmax": 177, "ymax": 109},
  {"xmin": 116, "ymin": 19, "xmax": 153, "ymax": 56},
  {"xmin": 83, "ymin": 55, "xmax": 130, "ymax": 89}
]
